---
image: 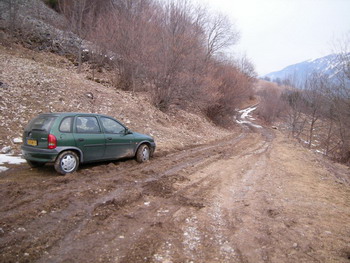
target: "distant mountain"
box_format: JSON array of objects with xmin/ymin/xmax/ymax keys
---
[{"xmin": 263, "ymin": 53, "xmax": 349, "ymax": 86}]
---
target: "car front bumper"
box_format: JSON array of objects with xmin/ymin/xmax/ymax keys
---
[{"xmin": 150, "ymin": 142, "xmax": 156, "ymax": 157}]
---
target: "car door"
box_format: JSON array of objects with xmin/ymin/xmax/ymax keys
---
[
  {"xmin": 73, "ymin": 116, "xmax": 105, "ymax": 162},
  {"xmin": 100, "ymin": 116, "xmax": 134, "ymax": 159}
]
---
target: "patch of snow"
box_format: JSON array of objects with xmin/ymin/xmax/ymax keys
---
[
  {"xmin": 315, "ymin": 149, "xmax": 326, "ymax": 155},
  {"xmin": 300, "ymin": 139, "xmax": 309, "ymax": 145},
  {"xmin": 0, "ymin": 154, "xmax": 26, "ymax": 165},
  {"xmin": 236, "ymin": 120, "xmax": 262, "ymax": 129},
  {"xmin": 0, "ymin": 166, "xmax": 9, "ymax": 172},
  {"xmin": 238, "ymin": 106, "xmax": 257, "ymax": 119},
  {"xmin": 0, "ymin": 154, "xmax": 26, "ymax": 172},
  {"xmin": 236, "ymin": 106, "xmax": 262, "ymax": 128}
]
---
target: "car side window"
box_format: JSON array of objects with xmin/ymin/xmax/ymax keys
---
[
  {"xmin": 59, "ymin": 117, "xmax": 73, "ymax": 133},
  {"xmin": 100, "ymin": 117, "xmax": 125, "ymax": 134},
  {"xmin": 76, "ymin": 116, "xmax": 101, "ymax": 133}
]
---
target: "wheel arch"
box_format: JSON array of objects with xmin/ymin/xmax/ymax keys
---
[
  {"xmin": 56, "ymin": 147, "xmax": 84, "ymax": 163},
  {"xmin": 134, "ymin": 141, "xmax": 152, "ymax": 156}
]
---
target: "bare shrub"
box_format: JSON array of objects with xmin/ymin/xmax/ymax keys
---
[
  {"xmin": 204, "ymin": 60, "xmax": 255, "ymax": 126},
  {"xmin": 257, "ymin": 82, "xmax": 284, "ymax": 123},
  {"xmin": 281, "ymin": 89, "xmax": 308, "ymax": 138}
]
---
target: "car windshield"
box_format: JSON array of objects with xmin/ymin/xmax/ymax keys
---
[{"xmin": 25, "ymin": 116, "xmax": 57, "ymax": 132}]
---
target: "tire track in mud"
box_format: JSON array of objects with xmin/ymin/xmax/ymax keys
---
[
  {"xmin": 37, "ymin": 132, "xmax": 254, "ymax": 263},
  {"xmin": 0, "ymin": 130, "xmax": 256, "ymax": 263},
  {"xmin": 151, "ymin": 128, "xmax": 275, "ymax": 263}
]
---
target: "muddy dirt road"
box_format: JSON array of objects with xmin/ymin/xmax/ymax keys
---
[{"xmin": 0, "ymin": 125, "xmax": 349, "ymax": 263}]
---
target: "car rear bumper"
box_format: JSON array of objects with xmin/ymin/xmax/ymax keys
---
[{"xmin": 21, "ymin": 145, "xmax": 59, "ymax": 163}]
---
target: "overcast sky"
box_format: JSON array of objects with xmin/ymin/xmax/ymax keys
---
[{"xmin": 199, "ymin": 0, "xmax": 350, "ymax": 76}]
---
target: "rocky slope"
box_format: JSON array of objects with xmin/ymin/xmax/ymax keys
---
[{"xmin": 0, "ymin": 42, "xmax": 233, "ymax": 155}]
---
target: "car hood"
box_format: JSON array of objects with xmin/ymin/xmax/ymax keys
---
[{"xmin": 132, "ymin": 132, "xmax": 154, "ymax": 141}]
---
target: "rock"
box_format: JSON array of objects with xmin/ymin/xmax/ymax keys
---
[
  {"xmin": 85, "ymin": 92, "xmax": 94, "ymax": 99},
  {"xmin": 13, "ymin": 138, "xmax": 23, "ymax": 144},
  {"xmin": 0, "ymin": 82, "xmax": 9, "ymax": 90},
  {"xmin": 1, "ymin": 146, "xmax": 12, "ymax": 154}
]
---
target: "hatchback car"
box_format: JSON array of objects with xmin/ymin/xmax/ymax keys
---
[{"xmin": 21, "ymin": 113, "xmax": 156, "ymax": 175}]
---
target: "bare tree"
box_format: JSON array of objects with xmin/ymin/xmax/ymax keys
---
[
  {"xmin": 100, "ymin": 0, "xmax": 156, "ymax": 91},
  {"xmin": 236, "ymin": 55, "xmax": 257, "ymax": 81},
  {"xmin": 58, "ymin": 0, "xmax": 101, "ymax": 73},
  {"xmin": 303, "ymin": 73, "xmax": 328, "ymax": 148},
  {"xmin": 144, "ymin": 0, "xmax": 207, "ymax": 110},
  {"xmin": 330, "ymin": 33, "xmax": 350, "ymax": 163},
  {"xmin": 282, "ymin": 89, "xmax": 307, "ymax": 138},
  {"xmin": 205, "ymin": 12, "xmax": 239, "ymax": 60}
]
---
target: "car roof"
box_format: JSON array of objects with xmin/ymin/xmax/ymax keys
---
[{"xmin": 38, "ymin": 112, "xmax": 112, "ymax": 118}]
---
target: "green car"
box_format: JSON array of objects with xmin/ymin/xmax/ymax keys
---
[{"xmin": 21, "ymin": 113, "xmax": 156, "ymax": 175}]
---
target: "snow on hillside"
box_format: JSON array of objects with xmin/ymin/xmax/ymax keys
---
[{"xmin": 263, "ymin": 53, "xmax": 349, "ymax": 86}]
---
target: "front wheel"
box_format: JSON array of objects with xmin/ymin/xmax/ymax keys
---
[
  {"xmin": 54, "ymin": 151, "xmax": 79, "ymax": 175},
  {"xmin": 136, "ymin": 144, "xmax": 150, "ymax": 163}
]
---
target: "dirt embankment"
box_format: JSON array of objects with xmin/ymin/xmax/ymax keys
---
[
  {"xmin": 0, "ymin": 122, "xmax": 349, "ymax": 263},
  {"xmin": 0, "ymin": 43, "xmax": 232, "ymax": 154}
]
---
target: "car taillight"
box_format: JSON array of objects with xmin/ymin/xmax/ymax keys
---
[{"xmin": 48, "ymin": 134, "xmax": 57, "ymax": 149}]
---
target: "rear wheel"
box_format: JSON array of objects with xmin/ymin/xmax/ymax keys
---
[
  {"xmin": 136, "ymin": 144, "xmax": 150, "ymax": 163},
  {"xmin": 54, "ymin": 151, "xmax": 79, "ymax": 175},
  {"xmin": 26, "ymin": 160, "xmax": 46, "ymax": 168}
]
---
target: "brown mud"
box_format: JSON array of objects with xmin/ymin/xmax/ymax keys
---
[{"xmin": 0, "ymin": 125, "xmax": 349, "ymax": 263}]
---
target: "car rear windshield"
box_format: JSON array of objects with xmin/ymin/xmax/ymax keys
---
[{"xmin": 25, "ymin": 116, "xmax": 57, "ymax": 132}]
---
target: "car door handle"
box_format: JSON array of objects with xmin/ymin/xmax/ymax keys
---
[
  {"xmin": 106, "ymin": 137, "xmax": 113, "ymax": 141},
  {"xmin": 78, "ymin": 138, "xmax": 85, "ymax": 141}
]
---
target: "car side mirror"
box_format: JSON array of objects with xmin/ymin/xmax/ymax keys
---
[{"xmin": 125, "ymin": 129, "xmax": 133, "ymax": 135}]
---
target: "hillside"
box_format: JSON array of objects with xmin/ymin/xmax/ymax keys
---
[{"xmin": 0, "ymin": 42, "xmax": 233, "ymax": 155}]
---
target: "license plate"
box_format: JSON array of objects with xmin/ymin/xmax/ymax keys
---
[{"xmin": 27, "ymin": 139, "xmax": 38, "ymax": 146}]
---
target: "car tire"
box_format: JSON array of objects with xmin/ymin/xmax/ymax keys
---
[
  {"xmin": 136, "ymin": 144, "xmax": 150, "ymax": 163},
  {"xmin": 26, "ymin": 160, "xmax": 46, "ymax": 168},
  {"xmin": 54, "ymin": 151, "xmax": 79, "ymax": 175}
]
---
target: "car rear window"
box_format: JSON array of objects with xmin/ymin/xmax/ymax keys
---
[{"xmin": 26, "ymin": 116, "xmax": 57, "ymax": 132}]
